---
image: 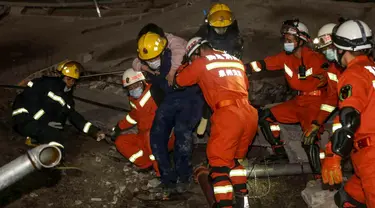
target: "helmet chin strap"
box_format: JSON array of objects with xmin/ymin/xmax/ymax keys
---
[{"xmin": 336, "ymin": 50, "xmax": 346, "ymax": 68}]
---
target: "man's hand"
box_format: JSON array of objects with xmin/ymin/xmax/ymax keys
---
[
  {"xmin": 141, "ymin": 64, "xmax": 149, "ymax": 72},
  {"xmin": 166, "ymin": 70, "xmax": 176, "ymax": 86},
  {"xmin": 141, "ymin": 64, "xmax": 160, "ymax": 75},
  {"xmin": 321, "ymin": 142, "xmax": 343, "ymax": 185},
  {"xmin": 302, "ymin": 123, "xmax": 320, "ymax": 145},
  {"xmin": 312, "ymin": 74, "xmax": 327, "ymax": 88},
  {"xmin": 96, "ymin": 131, "xmax": 106, "ymax": 142}
]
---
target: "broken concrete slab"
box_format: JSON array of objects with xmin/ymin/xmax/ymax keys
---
[
  {"xmin": 73, "ymin": 86, "xmax": 129, "ymax": 130},
  {"xmin": 301, "ymin": 180, "xmax": 337, "ymax": 208}
]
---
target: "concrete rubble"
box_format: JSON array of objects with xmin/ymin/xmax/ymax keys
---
[{"xmin": 301, "ymin": 180, "xmax": 338, "ymax": 208}]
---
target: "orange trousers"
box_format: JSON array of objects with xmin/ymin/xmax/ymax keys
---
[
  {"xmin": 344, "ymin": 137, "xmax": 375, "ymax": 207},
  {"xmin": 270, "ymin": 96, "xmax": 323, "ymax": 135},
  {"xmin": 115, "ymin": 131, "xmax": 175, "ymax": 176},
  {"xmin": 207, "ymin": 104, "xmax": 258, "ymax": 208}
]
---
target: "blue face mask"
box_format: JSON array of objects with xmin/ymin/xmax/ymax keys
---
[
  {"xmin": 129, "ymin": 87, "xmax": 143, "ymax": 99},
  {"xmin": 284, "ymin": 42, "xmax": 295, "ymax": 53},
  {"xmin": 323, "ymin": 48, "xmax": 336, "ymax": 62}
]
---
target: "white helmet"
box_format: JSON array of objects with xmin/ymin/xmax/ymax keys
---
[
  {"xmin": 333, "ymin": 20, "xmax": 373, "ymax": 51},
  {"xmin": 313, "ymin": 23, "xmax": 336, "ymax": 49},
  {"xmin": 280, "ymin": 19, "xmax": 310, "ymax": 42},
  {"xmin": 186, "ymin": 37, "xmax": 210, "ymax": 58},
  {"xmin": 122, "ymin": 68, "xmax": 145, "ymax": 87}
]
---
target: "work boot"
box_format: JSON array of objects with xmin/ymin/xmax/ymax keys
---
[
  {"xmin": 25, "ymin": 137, "xmax": 39, "ymax": 147},
  {"xmin": 176, "ymin": 180, "xmax": 191, "ymax": 193},
  {"xmin": 156, "ymin": 183, "xmax": 176, "ymax": 201},
  {"xmin": 234, "ymin": 193, "xmax": 250, "ymax": 208},
  {"xmin": 162, "ymin": 186, "xmax": 174, "ymax": 200}
]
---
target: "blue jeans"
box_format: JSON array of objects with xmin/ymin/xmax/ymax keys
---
[{"xmin": 150, "ymin": 94, "xmax": 203, "ymax": 186}]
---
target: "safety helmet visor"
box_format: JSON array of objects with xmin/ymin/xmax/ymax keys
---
[{"xmin": 208, "ymin": 10, "xmax": 233, "ymax": 28}]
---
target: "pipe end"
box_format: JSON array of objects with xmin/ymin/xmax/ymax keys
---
[{"xmin": 28, "ymin": 144, "xmax": 62, "ymax": 169}]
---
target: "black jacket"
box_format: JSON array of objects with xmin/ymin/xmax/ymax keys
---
[
  {"xmin": 194, "ymin": 20, "xmax": 244, "ymax": 59},
  {"xmin": 12, "ymin": 76, "xmax": 99, "ymax": 137}
]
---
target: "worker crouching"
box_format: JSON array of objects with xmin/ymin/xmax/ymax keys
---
[
  {"xmin": 12, "ymin": 60, "xmax": 105, "ymax": 148},
  {"xmin": 111, "ymin": 68, "xmax": 175, "ymax": 176}
]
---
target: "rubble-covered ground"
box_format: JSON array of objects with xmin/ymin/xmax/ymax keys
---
[{"xmin": 0, "ymin": 0, "xmax": 372, "ymax": 207}]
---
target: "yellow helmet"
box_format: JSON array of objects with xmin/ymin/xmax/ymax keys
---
[
  {"xmin": 57, "ymin": 60, "xmax": 82, "ymax": 79},
  {"xmin": 208, "ymin": 3, "xmax": 231, "ymax": 16},
  {"xmin": 208, "ymin": 10, "xmax": 233, "ymax": 28},
  {"xmin": 137, "ymin": 32, "xmax": 167, "ymax": 61}
]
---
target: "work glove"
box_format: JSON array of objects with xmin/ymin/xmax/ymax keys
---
[
  {"xmin": 110, "ymin": 125, "xmax": 121, "ymax": 141},
  {"xmin": 302, "ymin": 123, "xmax": 320, "ymax": 145},
  {"xmin": 96, "ymin": 131, "xmax": 106, "ymax": 142},
  {"xmin": 312, "ymin": 74, "xmax": 327, "ymax": 88},
  {"xmin": 321, "ymin": 142, "xmax": 343, "ymax": 186}
]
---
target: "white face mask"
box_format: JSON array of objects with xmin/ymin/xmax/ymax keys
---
[
  {"xmin": 214, "ymin": 27, "xmax": 228, "ymax": 35},
  {"xmin": 284, "ymin": 42, "xmax": 295, "ymax": 53},
  {"xmin": 129, "ymin": 86, "xmax": 143, "ymax": 99},
  {"xmin": 146, "ymin": 59, "xmax": 161, "ymax": 70},
  {"xmin": 323, "ymin": 48, "xmax": 336, "ymax": 62}
]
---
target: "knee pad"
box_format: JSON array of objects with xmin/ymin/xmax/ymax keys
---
[
  {"xmin": 258, "ymin": 109, "xmax": 280, "ymax": 145},
  {"xmin": 334, "ymin": 187, "xmax": 366, "ymax": 208}
]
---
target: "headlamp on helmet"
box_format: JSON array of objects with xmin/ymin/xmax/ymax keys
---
[{"xmin": 280, "ymin": 19, "xmax": 310, "ymax": 42}]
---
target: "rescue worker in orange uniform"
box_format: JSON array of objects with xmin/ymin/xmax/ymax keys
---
[
  {"xmin": 303, "ymin": 23, "xmax": 344, "ymax": 169},
  {"xmin": 302, "ymin": 23, "xmax": 342, "ymax": 146},
  {"xmin": 194, "ymin": 2, "xmax": 244, "ymax": 137},
  {"xmin": 246, "ymin": 19, "xmax": 329, "ymax": 164},
  {"xmin": 175, "ymin": 37, "xmax": 258, "ymax": 208},
  {"xmin": 319, "ymin": 20, "xmax": 375, "ymax": 207},
  {"xmin": 111, "ymin": 68, "xmax": 175, "ymax": 177}
]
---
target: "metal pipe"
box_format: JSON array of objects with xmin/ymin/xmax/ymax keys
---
[
  {"xmin": 246, "ymin": 163, "xmax": 313, "ymax": 178},
  {"xmin": 194, "ymin": 166, "xmax": 216, "ymax": 208},
  {"xmin": 194, "ymin": 163, "xmax": 313, "ymax": 207},
  {"xmin": 0, "ymin": 144, "xmax": 62, "ymax": 191},
  {"xmin": 80, "ymin": 71, "xmax": 124, "ymax": 78}
]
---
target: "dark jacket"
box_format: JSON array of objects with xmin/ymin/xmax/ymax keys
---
[
  {"xmin": 194, "ymin": 20, "xmax": 244, "ymax": 59},
  {"xmin": 12, "ymin": 76, "xmax": 99, "ymax": 137}
]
